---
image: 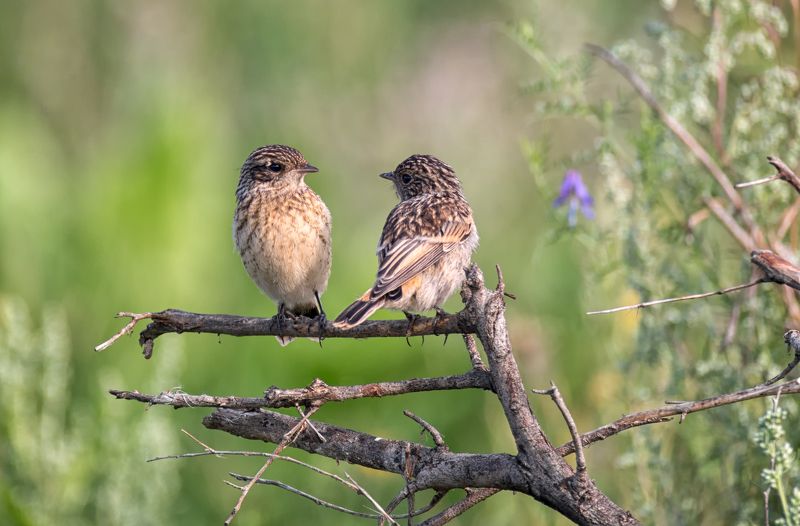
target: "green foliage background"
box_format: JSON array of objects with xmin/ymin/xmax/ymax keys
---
[{"xmin": 1, "ymin": 1, "xmax": 798, "ymax": 524}]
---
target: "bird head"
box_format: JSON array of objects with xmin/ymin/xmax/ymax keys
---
[
  {"xmin": 237, "ymin": 144, "xmax": 318, "ymax": 198},
  {"xmin": 380, "ymin": 154, "xmax": 462, "ymax": 200}
]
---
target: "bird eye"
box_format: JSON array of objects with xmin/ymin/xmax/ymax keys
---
[
  {"xmin": 401, "ymin": 174, "xmax": 413, "ymax": 184},
  {"xmin": 268, "ymin": 162, "xmax": 283, "ymax": 173}
]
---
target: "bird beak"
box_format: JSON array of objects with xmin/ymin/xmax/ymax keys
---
[
  {"xmin": 379, "ymin": 172, "xmax": 395, "ymax": 180},
  {"xmin": 298, "ymin": 163, "xmax": 319, "ymax": 174}
]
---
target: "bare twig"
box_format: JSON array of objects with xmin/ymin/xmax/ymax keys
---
[
  {"xmin": 229, "ymin": 472, "xmax": 443, "ymax": 521},
  {"xmin": 792, "ymin": 0, "xmax": 800, "ymax": 72},
  {"xmin": 296, "ymin": 404, "xmax": 326, "ymax": 443},
  {"xmin": 150, "ymin": 447, "xmax": 371, "ymax": 494},
  {"xmin": 737, "ymin": 157, "xmax": 800, "ymax": 195},
  {"xmin": 224, "ymin": 406, "xmax": 321, "ymax": 525},
  {"xmin": 557, "ymin": 378, "xmax": 800, "ymax": 456},
  {"xmin": 418, "ymin": 488, "xmax": 500, "ymax": 526},
  {"xmin": 94, "ymin": 312, "xmax": 152, "ymax": 352},
  {"xmin": 704, "ymin": 197, "xmax": 757, "ymax": 250},
  {"xmin": 711, "ymin": 6, "xmax": 729, "ymax": 163},
  {"xmin": 589, "ymin": 249, "xmax": 800, "ymax": 316},
  {"xmin": 403, "ymin": 442, "xmax": 416, "ymax": 526},
  {"xmin": 736, "ymin": 175, "xmax": 781, "ymax": 189},
  {"xmin": 403, "ymin": 411, "xmax": 447, "ymax": 449},
  {"xmin": 109, "ymin": 370, "xmax": 493, "ymax": 410},
  {"xmin": 344, "ymin": 472, "xmax": 398, "ymax": 525},
  {"xmin": 382, "ymin": 487, "xmax": 447, "ymax": 525},
  {"xmin": 586, "ymin": 279, "xmax": 764, "ymax": 316},
  {"xmin": 226, "ymin": 474, "xmax": 386, "ymax": 520},
  {"xmin": 181, "ymin": 428, "xmax": 216, "ymax": 454},
  {"xmin": 462, "ymin": 334, "xmax": 487, "ymax": 371},
  {"xmin": 775, "ymin": 198, "xmax": 800, "ymax": 241},
  {"xmin": 687, "ymin": 207, "xmax": 711, "ymax": 233},
  {"xmin": 532, "ymin": 382, "xmax": 586, "ymax": 474}
]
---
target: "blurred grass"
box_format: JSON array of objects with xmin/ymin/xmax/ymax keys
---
[{"xmin": 0, "ymin": 1, "xmax": 654, "ymax": 524}]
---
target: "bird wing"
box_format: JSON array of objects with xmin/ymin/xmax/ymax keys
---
[{"xmin": 371, "ymin": 194, "xmax": 473, "ymax": 299}]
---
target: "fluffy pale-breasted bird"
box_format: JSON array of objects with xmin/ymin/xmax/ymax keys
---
[
  {"xmin": 233, "ymin": 145, "xmax": 331, "ymax": 345},
  {"xmin": 334, "ymin": 154, "xmax": 478, "ymax": 328}
]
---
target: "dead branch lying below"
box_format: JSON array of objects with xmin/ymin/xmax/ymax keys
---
[
  {"xmin": 109, "ymin": 369, "xmax": 493, "ymax": 410},
  {"xmin": 204, "ymin": 408, "xmax": 527, "ymax": 492},
  {"xmin": 557, "ymin": 378, "xmax": 800, "ymax": 456},
  {"xmin": 97, "ymin": 308, "xmax": 474, "ymax": 359}
]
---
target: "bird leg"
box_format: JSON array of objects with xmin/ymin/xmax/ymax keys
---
[
  {"xmin": 274, "ymin": 303, "xmax": 297, "ymax": 346},
  {"xmin": 403, "ymin": 311, "xmax": 422, "ymax": 347},
  {"xmin": 276, "ymin": 303, "xmax": 288, "ymax": 333},
  {"xmin": 314, "ymin": 291, "xmax": 326, "ymax": 346},
  {"xmin": 433, "ymin": 306, "xmax": 449, "ymax": 344}
]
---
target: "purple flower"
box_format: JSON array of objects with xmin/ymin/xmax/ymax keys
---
[{"xmin": 553, "ymin": 169, "xmax": 594, "ymax": 227}]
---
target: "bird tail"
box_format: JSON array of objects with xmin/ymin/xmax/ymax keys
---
[{"xmin": 334, "ymin": 290, "xmax": 385, "ymax": 329}]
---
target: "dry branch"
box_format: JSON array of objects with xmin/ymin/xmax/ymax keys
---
[
  {"xmin": 110, "ymin": 265, "xmax": 638, "ymax": 525},
  {"xmin": 557, "ymin": 378, "xmax": 800, "ymax": 457},
  {"xmin": 203, "ymin": 407, "xmax": 525, "ymax": 491},
  {"xmin": 96, "ymin": 309, "xmax": 473, "ymax": 359},
  {"xmin": 110, "ymin": 370, "xmax": 493, "ymax": 410},
  {"xmin": 532, "ymin": 383, "xmax": 587, "ymax": 475}
]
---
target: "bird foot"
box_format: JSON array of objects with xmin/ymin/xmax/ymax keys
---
[
  {"xmin": 433, "ymin": 307, "xmax": 448, "ymax": 336},
  {"xmin": 403, "ymin": 311, "xmax": 422, "ymax": 346},
  {"xmin": 314, "ymin": 312, "xmax": 327, "ymax": 348}
]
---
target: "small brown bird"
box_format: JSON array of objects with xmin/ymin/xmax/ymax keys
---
[
  {"xmin": 233, "ymin": 145, "xmax": 331, "ymax": 345},
  {"xmin": 334, "ymin": 154, "xmax": 478, "ymax": 329}
]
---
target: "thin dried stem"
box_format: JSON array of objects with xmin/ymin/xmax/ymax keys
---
[
  {"xmin": 776, "ymin": 198, "xmax": 800, "ymax": 240},
  {"xmin": 224, "ymin": 406, "xmax": 321, "ymax": 525},
  {"xmin": 557, "ymin": 379, "xmax": 800, "ymax": 456},
  {"xmin": 586, "ymin": 279, "xmax": 764, "ymax": 316},
  {"xmin": 227, "ymin": 474, "xmax": 386, "ymax": 519},
  {"xmin": 94, "ymin": 312, "xmax": 152, "ymax": 352},
  {"xmin": 344, "ymin": 472, "xmax": 398, "ymax": 525},
  {"xmin": 736, "ymin": 175, "xmax": 781, "ymax": 189},
  {"xmin": 704, "ymin": 197, "xmax": 756, "ymax": 250},
  {"xmin": 418, "ymin": 489, "xmax": 500, "ymax": 526},
  {"xmin": 462, "ymin": 334, "xmax": 487, "ymax": 371},
  {"xmin": 403, "ymin": 411, "xmax": 447, "ymax": 449},
  {"xmin": 532, "ymin": 382, "xmax": 586, "ymax": 474}
]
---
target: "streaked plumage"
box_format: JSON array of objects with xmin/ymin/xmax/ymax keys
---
[
  {"xmin": 334, "ymin": 154, "xmax": 478, "ymax": 328},
  {"xmin": 234, "ymin": 145, "xmax": 331, "ymax": 345}
]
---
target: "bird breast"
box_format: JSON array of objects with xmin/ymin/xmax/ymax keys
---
[{"xmin": 234, "ymin": 185, "xmax": 331, "ymax": 309}]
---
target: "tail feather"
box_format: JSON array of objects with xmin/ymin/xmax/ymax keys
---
[{"xmin": 334, "ymin": 290, "xmax": 385, "ymax": 328}]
